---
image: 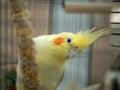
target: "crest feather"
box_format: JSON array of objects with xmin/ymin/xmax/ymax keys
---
[{"xmin": 77, "ymin": 28, "xmax": 110, "ymax": 50}]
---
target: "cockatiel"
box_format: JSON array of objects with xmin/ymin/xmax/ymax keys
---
[
  {"xmin": 16, "ymin": 28, "xmax": 109, "ymax": 90},
  {"xmin": 33, "ymin": 28, "xmax": 109, "ymax": 90}
]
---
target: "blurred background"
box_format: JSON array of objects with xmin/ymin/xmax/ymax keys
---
[{"xmin": 0, "ymin": 0, "xmax": 119, "ymax": 90}]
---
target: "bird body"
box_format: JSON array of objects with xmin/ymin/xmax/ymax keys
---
[{"xmin": 16, "ymin": 28, "xmax": 109, "ymax": 90}]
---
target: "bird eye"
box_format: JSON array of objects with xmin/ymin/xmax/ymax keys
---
[{"xmin": 67, "ymin": 38, "xmax": 72, "ymax": 43}]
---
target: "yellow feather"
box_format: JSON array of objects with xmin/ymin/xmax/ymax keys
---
[{"xmin": 74, "ymin": 28, "xmax": 110, "ymax": 51}]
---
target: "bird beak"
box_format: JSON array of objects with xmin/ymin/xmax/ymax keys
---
[{"xmin": 66, "ymin": 47, "xmax": 80, "ymax": 59}]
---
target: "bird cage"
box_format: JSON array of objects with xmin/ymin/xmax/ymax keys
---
[{"xmin": 0, "ymin": 0, "xmax": 119, "ymax": 90}]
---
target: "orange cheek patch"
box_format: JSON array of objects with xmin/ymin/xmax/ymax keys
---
[{"xmin": 54, "ymin": 37, "xmax": 65, "ymax": 45}]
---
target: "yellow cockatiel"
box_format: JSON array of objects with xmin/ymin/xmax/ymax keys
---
[
  {"xmin": 34, "ymin": 28, "xmax": 109, "ymax": 90},
  {"xmin": 16, "ymin": 28, "xmax": 109, "ymax": 90}
]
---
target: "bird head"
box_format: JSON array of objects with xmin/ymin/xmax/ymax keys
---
[{"xmin": 52, "ymin": 28, "xmax": 109, "ymax": 61}]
